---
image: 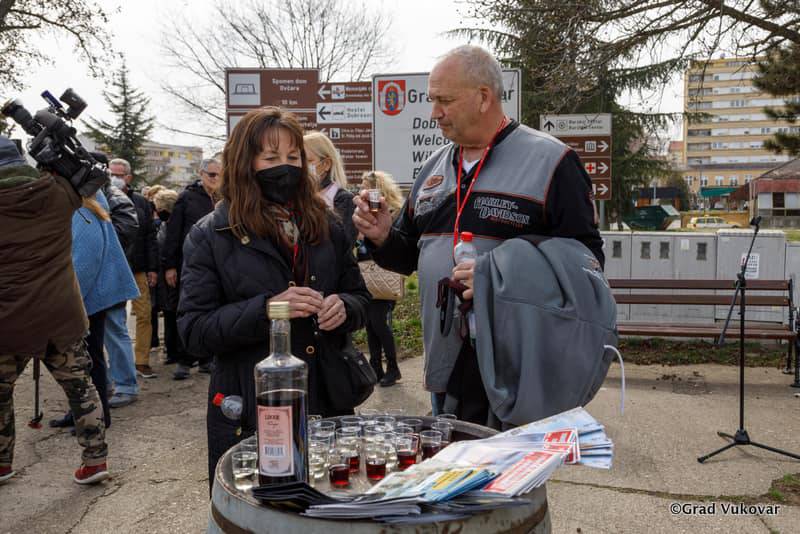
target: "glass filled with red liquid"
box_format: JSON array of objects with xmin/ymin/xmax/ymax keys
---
[
  {"xmin": 365, "ymin": 443, "xmax": 387, "ymax": 481},
  {"xmin": 395, "ymin": 435, "xmax": 418, "ymax": 471},
  {"xmin": 420, "ymin": 430, "xmax": 443, "ymax": 461},
  {"xmin": 328, "ymin": 449, "xmax": 350, "ymax": 488}
]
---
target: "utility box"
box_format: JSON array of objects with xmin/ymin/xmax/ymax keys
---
[
  {"xmin": 716, "ymin": 229, "xmax": 787, "ymax": 324},
  {"xmin": 631, "ymin": 232, "xmax": 676, "ymax": 323},
  {"xmin": 601, "ymin": 231, "xmax": 632, "ymax": 321},
  {"xmin": 672, "ymin": 233, "xmax": 718, "ymax": 323}
]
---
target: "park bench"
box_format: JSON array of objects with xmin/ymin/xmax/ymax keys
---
[{"xmin": 608, "ymin": 278, "xmax": 800, "ymax": 386}]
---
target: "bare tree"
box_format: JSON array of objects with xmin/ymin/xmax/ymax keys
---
[
  {"xmin": 453, "ymin": 0, "xmax": 800, "ymax": 225},
  {"xmin": 0, "ymin": 0, "xmax": 113, "ymax": 91},
  {"xmin": 457, "ymin": 1, "xmax": 800, "ymax": 115},
  {"xmin": 160, "ymin": 0, "xmax": 395, "ymax": 141}
]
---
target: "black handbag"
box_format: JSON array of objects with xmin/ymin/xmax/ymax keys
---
[{"xmin": 318, "ymin": 337, "xmax": 377, "ymax": 411}]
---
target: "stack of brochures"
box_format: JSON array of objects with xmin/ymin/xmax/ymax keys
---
[
  {"xmin": 486, "ymin": 406, "xmax": 614, "ymax": 470},
  {"xmin": 301, "ymin": 407, "xmax": 613, "ymax": 520},
  {"xmin": 302, "ymin": 495, "xmax": 422, "ymax": 519}
]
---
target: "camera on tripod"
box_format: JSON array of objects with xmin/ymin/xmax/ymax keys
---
[{"xmin": 1, "ymin": 89, "xmax": 106, "ymax": 197}]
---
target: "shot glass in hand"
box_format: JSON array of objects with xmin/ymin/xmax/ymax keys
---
[{"xmin": 368, "ymin": 189, "xmax": 381, "ymax": 213}]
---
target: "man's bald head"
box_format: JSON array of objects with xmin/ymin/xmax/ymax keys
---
[{"xmin": 433, "ymin": 45, "xmax": 504, "ymax": 103}]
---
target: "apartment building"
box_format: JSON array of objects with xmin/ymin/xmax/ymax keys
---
[
  {"xmin": 141, "ymin": 141, "xmax": 203, "ymax": 188},
  {"xmin": 77, "ymin": 135, "xmax": 204, "ymax": 188},
  {"xmin": 682, "ymin": 57, "xmax": 798, "ymax": 199}
]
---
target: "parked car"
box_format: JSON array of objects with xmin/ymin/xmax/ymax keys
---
[{"xmin": 688, "ymin": 216, "xmax": 739, "ymax": 229}]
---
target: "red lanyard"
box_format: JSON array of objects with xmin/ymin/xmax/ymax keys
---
[{"xmin": 453, "ymin": 117, "xmax": 508, "ymax": 251}]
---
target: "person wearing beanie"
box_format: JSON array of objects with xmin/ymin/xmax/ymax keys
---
[{"xmin": 0, "ymin": 136, "xmax": 110, "ymax": 485}]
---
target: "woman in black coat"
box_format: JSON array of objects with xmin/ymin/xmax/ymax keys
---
[{"xmin": 177, "ymin": 107, "xmax": 370, "ymax": 487}]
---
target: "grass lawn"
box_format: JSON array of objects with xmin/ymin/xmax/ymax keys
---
[
  {"xmin": 353, "ymin": 273, "xmax": 423, "ymax": 360},
  {"xmin": 618, "ymin": 337, "xmax": 788, "ymax": 367},
  {"xmin": 353, "ymin": 273, "xmax": 790, "ymax": 368}
]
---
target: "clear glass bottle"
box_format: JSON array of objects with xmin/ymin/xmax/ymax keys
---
[{"xmin": 255, "ymin": 301, "xmax": 308, "ymax": 486}]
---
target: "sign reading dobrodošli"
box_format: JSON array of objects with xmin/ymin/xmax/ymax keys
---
[{"xmin": 372, "ymin": 70, "xmax": 521, "ymax": 187}]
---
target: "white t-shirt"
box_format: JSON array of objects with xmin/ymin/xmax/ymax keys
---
[{"xmin": 462, "ymin": 159, "xmax": 480, "ymax": 173}]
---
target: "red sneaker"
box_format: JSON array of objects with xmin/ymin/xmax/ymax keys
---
[
  {"xmin": 0, "ymin": 465, "xmax": 16, "ymax": 485},
  {"xmin": 73, "ymin": 462, "xmax": 109, "ymax": 485}
]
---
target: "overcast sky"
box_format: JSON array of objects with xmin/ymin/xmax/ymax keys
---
[{"xmin": 14, "ymin": 0, "xmax": 684, "ymax": 154}]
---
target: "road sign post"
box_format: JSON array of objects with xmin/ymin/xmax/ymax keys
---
[
  {"xmin": 539, "ymin": 113, "xmax": 612, "ymax": 228},
  {"xmin": 316, "ymin": 81, "xmax": 373, "ymax": 183},
  {"xmin": 225, "ymin": 70, "xmax": 374, "ymax": 185}
]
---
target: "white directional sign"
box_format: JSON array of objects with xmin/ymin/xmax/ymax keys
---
[
  {"xmin": 539, "ymin": 113, "xmax": 611, "ymax": 136},
  {"xmin": 317, "ymin": 82, "xmax": 371, "ymax": 102},
  {"xmin": 316, "ymin": 102, "xmax": 372, "ymax": 124},
  {"xmin": 373, "ymin": 69, "xmax": 521, "ymax": 186}
]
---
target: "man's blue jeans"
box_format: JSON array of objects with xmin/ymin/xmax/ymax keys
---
[{"xmin": 104, "ymin": 303, "xmax": 139, "ymax": 396}]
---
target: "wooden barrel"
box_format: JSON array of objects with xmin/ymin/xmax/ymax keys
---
[{"xmin": 209, "ymin": 416, "xmax": 551, "ymax": 533}]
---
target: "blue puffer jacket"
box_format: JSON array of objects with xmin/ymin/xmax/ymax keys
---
[{"xmin": 72, "ymin": 191, "xmax": 140, "ymax": 315}]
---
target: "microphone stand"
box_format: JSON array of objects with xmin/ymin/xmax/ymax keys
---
[{"xmin": 698, "ymin": 216, "xmax": 800, "ymax": 463}]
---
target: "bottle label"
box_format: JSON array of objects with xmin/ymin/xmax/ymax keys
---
[{"xmin": 257, "ymin": 404, "xmax": 293, "ymax": 476}]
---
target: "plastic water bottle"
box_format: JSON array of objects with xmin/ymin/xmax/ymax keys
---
[
  {"xmin": 453, "ymin": 231, "xmax": 477, "ymax": 342},
  {"xmin": 212, "ymin": 393, "xmax": 243, "ymax": 421}
]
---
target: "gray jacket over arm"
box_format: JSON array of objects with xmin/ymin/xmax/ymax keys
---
[{"xmin": 473, "ymin": 235, "xmax": 618, "ymax": 427}]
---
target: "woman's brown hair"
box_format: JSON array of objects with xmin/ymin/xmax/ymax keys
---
[{"xmin": 220, "ymin": 107, "xmax": 329, "ymax": 244}]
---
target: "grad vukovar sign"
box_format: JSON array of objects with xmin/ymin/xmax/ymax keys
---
[{"xmin": 372, "ymin": 70, "xmax": 521, "ymax": 187}]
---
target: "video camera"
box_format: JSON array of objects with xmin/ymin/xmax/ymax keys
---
[{"xmin": 1, "ymin": 89, "xmax": 107, "ymax": 197}]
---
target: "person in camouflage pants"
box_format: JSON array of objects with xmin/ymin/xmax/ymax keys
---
[{"xmin": 0, "ymin": 340, "xmax": 108, "ymax": 479}]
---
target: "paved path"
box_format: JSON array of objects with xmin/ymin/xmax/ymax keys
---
[{"xmin": 3, "ymin": 353, "xmax": 799, "ymax": 533}]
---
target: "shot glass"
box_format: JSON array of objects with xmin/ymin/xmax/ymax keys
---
[
  {"xmin": 309, "ymin": 437, "xmax": 330, "ymax": 481},
  {"xmin": 359, "ymin": 407, "xmax": 379, "ymax": 418},
  {"xmin": 240, "ymin": 435, "xmax": 258, "ymax": 454},
  {"xmin": 367, "ymin": 189, "xmax": 381, "ymax": 213},
  {"xmin": 340, "ymin": 416, "xmax": 363, "ymax": 433},
  {"xmin": 364, "ymin": 424, "xmax": 389, "ymax": 445},
  {"xmin": 375, "ymin": 415, "xmax": 396, "ymax": 427},
  {"xmin": 310, "ymin": 421, "xmax": 336, "ymax": 447},
  {"xmin": 336, "ymin": 427, "xmax": 361, "ymax": 473},
  {"xmin": 436, "ymin": 413, "xmax": 457, "ymax": 422},
  {"xmin": 420, "ymin": 430, "xmax": 443, "ymax": 460},
  {"xmin": 364, "ymin": 443, "xmax": 388, "ymax": 481},
  {"xmin": 328, "ymin": 448, "xmax": 350, "ymax": 488},
  {"xmin": 395, "ymin": 434, "xmax": 418, "ymax": 471},
  {"xmin": 231, "ymin": 451, "xmax": 257, "ymax": 491},
  {"xmin": 383, "ymin": 438, "xmax": 398, "ymax": 471},
  {"xmin": 402, "ymin": 418, "xmax": 424, "ymax": 434},
  {"xmin": 431, "ymin": 421, "xmax": 453, "ymax": 446},
  {"xmin": 385, "ymin": 408, "xmax": 405, "ymax": 418}
]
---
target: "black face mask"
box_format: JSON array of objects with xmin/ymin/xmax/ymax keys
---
[
  {"xmin": 254, "ymin": 165, "xmax": 303, "ymax": 205},
  {"xmin": 157, "ymin": 210, "xmax": 170, "ymax": 221}
]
